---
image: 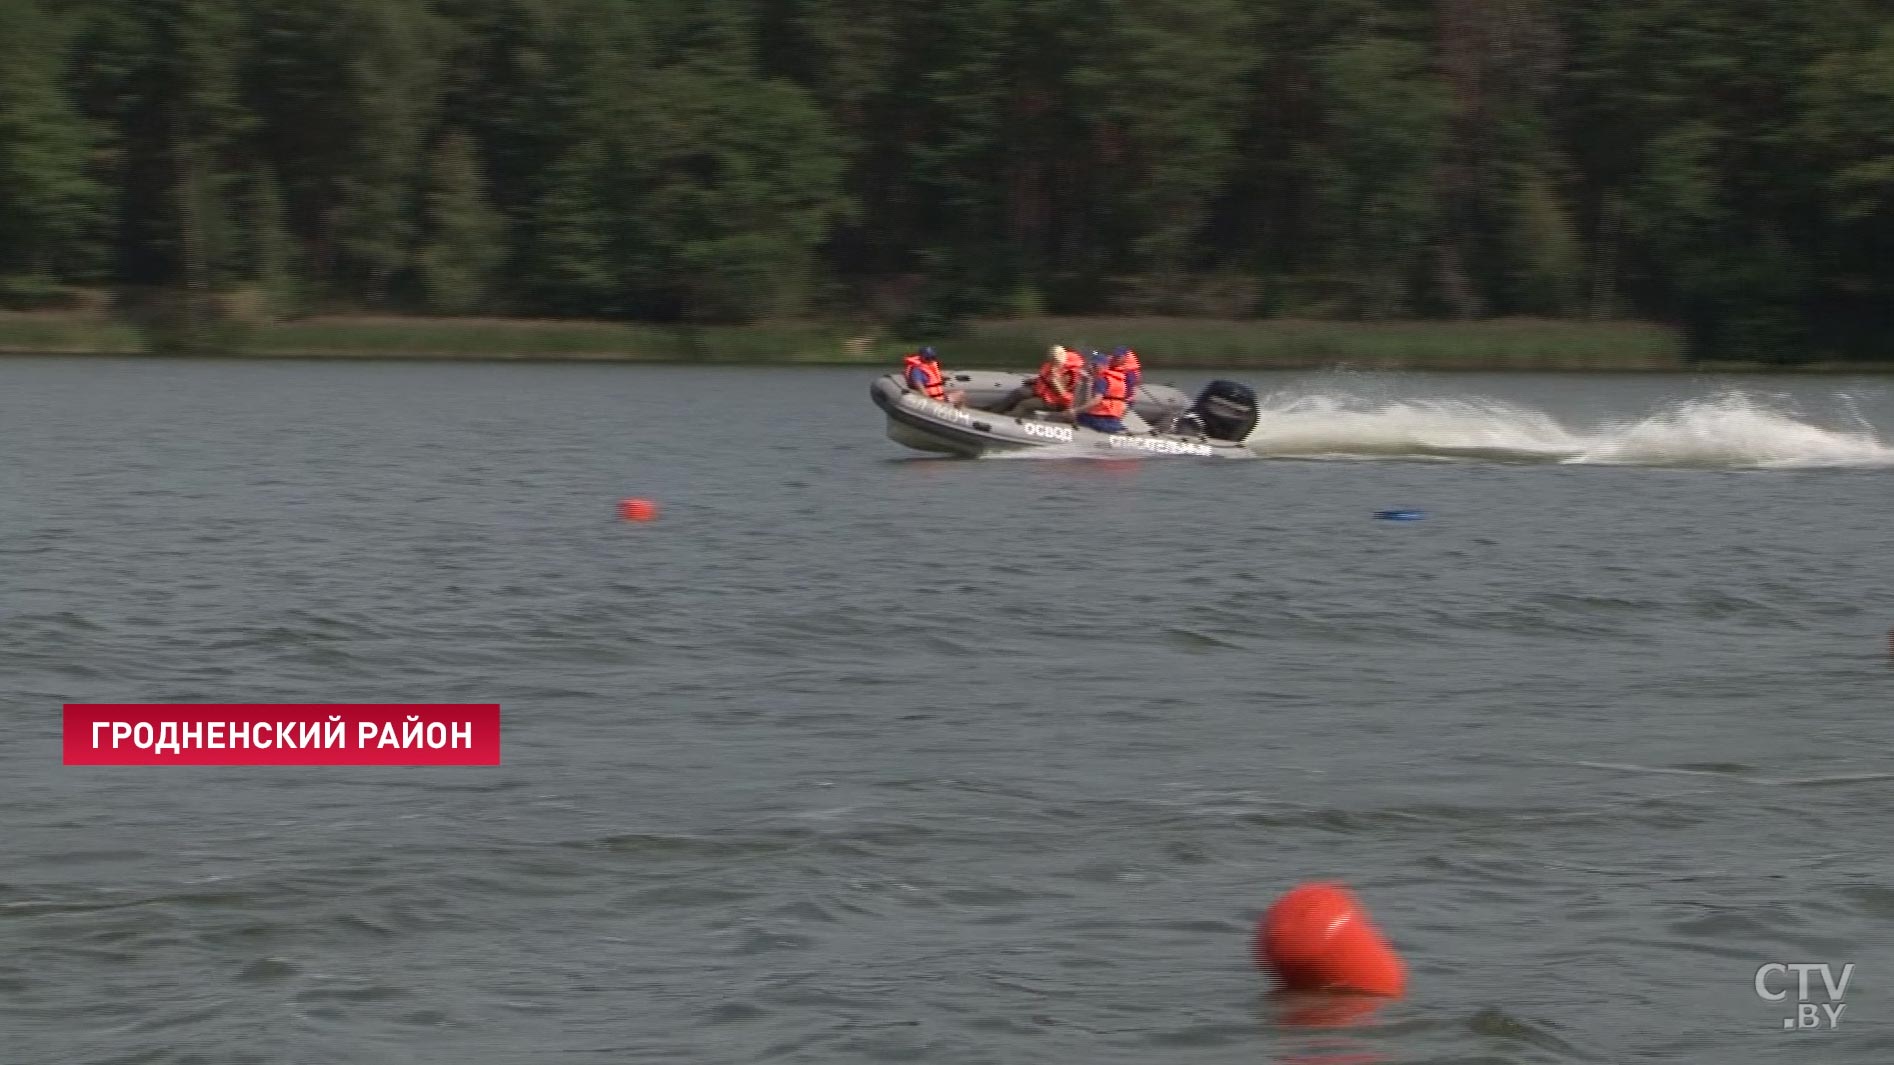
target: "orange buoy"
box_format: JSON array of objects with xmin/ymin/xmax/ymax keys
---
[
  {"xmin": 619, "ymin": 498, "xmax": 658, "ymax": 522},
  {"xmin": 1255, "ymin": 882, "xmax": 1406, "ymax": 997}
]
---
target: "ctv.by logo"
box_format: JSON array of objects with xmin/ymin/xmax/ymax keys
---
[{"xmin": 1755, "ymin": 963, "xmax": 1852, "ymax": 1030}]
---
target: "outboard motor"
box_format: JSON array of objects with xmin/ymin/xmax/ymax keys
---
[{"xmin": 1183, "ymin": 380, "xmax": 1259, "ymax": 441}]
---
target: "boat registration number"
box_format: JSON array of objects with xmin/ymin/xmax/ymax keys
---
[{"xmin": 902, "ymin": 393, "xmax": 973, "ymax": 424}]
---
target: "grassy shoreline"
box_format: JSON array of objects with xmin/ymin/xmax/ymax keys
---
[{"xmin": 2, "ymin": 310, "xmax": 1889, "ymax": 373}]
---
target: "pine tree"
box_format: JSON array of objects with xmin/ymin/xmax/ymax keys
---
[
  {"xmin": 331, "ymin": 0, "xmax": 445, "ymax": 304},
  {"xmin": 523, "ymin": 141, "xmax": 619, "ymax": 316},
  {"xmin": 1097, "ymin": 0, "xmax": 1255, "ymax": 293},
  {"xmin": 628, "ymin": 31, "xmax": 852, "ymax": 323},
  {"xmin": 0, "ymin": 0, "xmax": 104, "ymax": 280},
  {"xmin": 417, "ymin": 131, "xmax": 504, "ymax": 314},
  {"xmin": 1505, "ymin": 170, "xmax": 1583, "ymax": 314},
  {"xmin": 1313, "ymin": 35, "xmax": 1453, "ymax": 318},
  {"xmin": 248, "ymin": 167, "xmax": 298, "ymax": 316},
  {"xmin": 67, "ymin": 0, "xmax": 249, "ymax": 286}
]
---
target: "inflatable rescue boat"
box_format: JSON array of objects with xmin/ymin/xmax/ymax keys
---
[{"xmin": 870, "ymin": 370, "xmax": 1260, "ymax": 458}]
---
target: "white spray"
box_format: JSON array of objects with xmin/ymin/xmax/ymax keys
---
[{"xmin": 1241, "ymin": 387, "xmax": 1894, "ymax": 469}]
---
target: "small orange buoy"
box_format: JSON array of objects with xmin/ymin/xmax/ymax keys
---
[
  {"xmin": 619, "ymin": 498, "xmax": 658, "ymax": 522},
  {"xmin": 1255, "ymin": 882, "xmax": 1406, "ymax": 997}
]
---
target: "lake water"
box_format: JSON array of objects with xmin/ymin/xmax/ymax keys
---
[{"xmin": 2, "ymin": 357, "xmax": 1891, "ymax": 1064}]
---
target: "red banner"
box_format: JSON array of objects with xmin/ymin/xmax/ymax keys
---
[{"xmin": 62, "ymin": 704, "xmax": 501, "ymax": 765}]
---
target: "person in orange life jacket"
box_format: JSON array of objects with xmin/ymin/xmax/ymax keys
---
[
  {"xmin": 902, "ymin": 346, "xmax": 964, "ymax": 407},
  {"xmin": 1109, "ymin": 346, "xmax": 1142, "ymax": 403},
  {"xmin": 1001, "ymin": 344, "xmax": 1085, "ymax": 416},
  {"xmin": 1075, "ymin": 350, "xmax": 1129, "ymax": 433}
]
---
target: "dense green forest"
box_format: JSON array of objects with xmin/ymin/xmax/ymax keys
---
[{"xmin": 2, "ymin": 0, "xmax": 1892, "ymax": 360}]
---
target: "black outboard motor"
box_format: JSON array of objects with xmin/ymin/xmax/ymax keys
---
[{"xmin": 1181, "ymin": 380, "xmax": 1259, "ymax": 441}]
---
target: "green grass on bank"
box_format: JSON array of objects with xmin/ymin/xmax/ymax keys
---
[
  {"xmin": 7, "ymin": 308, "xmax": 1889, "ymax": 371},
  {"xmin": 252, "ymin": 316, "xmax": 697, "ymax": 359},
  {"xmin": 0, "ymin": 312, "xmax": 144, "ymax": 355}
]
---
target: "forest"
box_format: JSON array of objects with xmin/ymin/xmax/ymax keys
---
[{"xmin": 2, "ymin": 0, "xmax": 1893, "ymax": 361}]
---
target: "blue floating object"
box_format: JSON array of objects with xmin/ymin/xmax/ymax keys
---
[{"xmin": 1375, "ymin": 509, "xmax": 1425, "ymax": 521}]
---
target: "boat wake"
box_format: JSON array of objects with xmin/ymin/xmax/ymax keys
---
[{"xmin": 1240, "ymin": 387, "xmax": 1894, "ymax": 469}]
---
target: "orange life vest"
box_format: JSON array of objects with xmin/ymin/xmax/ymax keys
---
[
  {"xmin": 1090, "ymin": 366, "xmax": 1129, "ymax": 418},
  {"xmin": 903, "ymin": 353, "xmax": 946, "ymax": 400},
  {"xmin": 1031, "ymin": 350, "xmax": 1084, "ymax": 408},
  {"xmin": 1113, "ymin": 350, "xmax": 1142, "ymax": 400}
]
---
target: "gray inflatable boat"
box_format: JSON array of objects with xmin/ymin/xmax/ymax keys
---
[{"xmin": 869, "ymin": 370, "xmax": 1261, "ymax": 458}]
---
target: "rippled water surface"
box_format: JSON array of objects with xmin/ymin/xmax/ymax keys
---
[{"xmin": 3, "ymin": 358, "xmax": 1892, "ymax": 1064}]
